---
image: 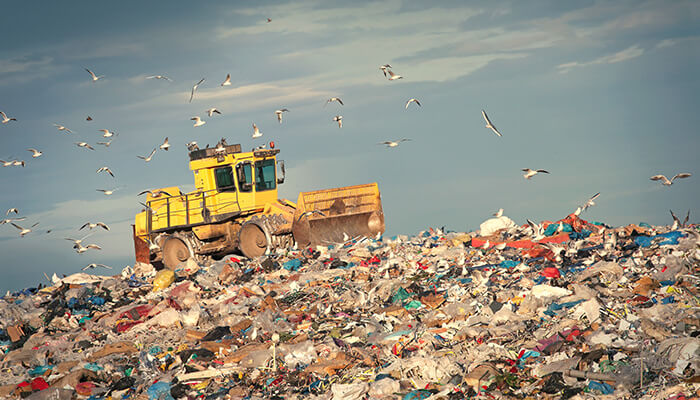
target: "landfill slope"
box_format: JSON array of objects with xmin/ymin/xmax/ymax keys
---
[{"xmin": 0, "ymin": 214, "xmax": 698, "ymax": 399}]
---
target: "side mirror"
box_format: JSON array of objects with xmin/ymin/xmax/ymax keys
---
[{"xmin": 276, "ymin": 160, "xmax": 286, "ymax": 184}]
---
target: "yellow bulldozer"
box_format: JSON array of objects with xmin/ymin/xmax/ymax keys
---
[{"xmin": 133, "ymin": 141, "xmax": 385, "ymax": 269}]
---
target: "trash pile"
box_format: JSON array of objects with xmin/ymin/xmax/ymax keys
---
[{"xmin": 1, "ymin": 213, "xmax": 698, "ymax": 399}]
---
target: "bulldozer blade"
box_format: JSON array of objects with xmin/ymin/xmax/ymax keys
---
[
  {"xmin": 133, "ymin": 225, "xmax": 150, "ymax": 265},
  {"xmin": 292, "ymin": 183, "xmax": 384, "ymax": 248}
]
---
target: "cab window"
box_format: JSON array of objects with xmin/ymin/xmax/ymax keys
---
[
  {"xmin": 236, "ymin": 162, "xmax": 253, "ymax": 192},
  {"xmin": 255, "ymin": 159, "xmax": 276, "ymax": 191},
  {"xmin": 214, "ymin": 166, "xmax": 235, "ymax": 192}
]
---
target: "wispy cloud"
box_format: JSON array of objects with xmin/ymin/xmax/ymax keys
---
[{"xmin": 557, "ymin": 45, "xmax": 645, "ymax": 73}]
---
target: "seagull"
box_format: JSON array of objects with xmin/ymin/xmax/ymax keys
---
[
  {"xmin": 80, "ymin": 222, "xmax": 110, "ymax": 231},
  {"xmin": 379, "ymin": 138, "xmax": 410, "ymax": 148},
  {"xmin": 481, "ymin": 240, "xmax": 490, "ymax": 249},
  {"xmin": 12, "ymin": 160, "xmax": 25, "ymax": 167},
  {"xmin": 85, "ymin": 68, "xmax": 104, "ymax": 82},
  {"xmin": 96, "ymin": 140, "xmax": 113, "ymax": 147},
  {"xmin": 191, "ymin": 116, "xmax": 206, "ymax": 127},
  {"xmin": 650, "ymin": 173, "xmax": 692, "ymax": 186},
  {"xmin": 6, "ymin": 208, "xmax": 18, "ymax": 215},
  {"xmin": 82, "ymin": 263, "xmax": 112, "ymax": 271},
  {"xmin": 189, "ymin": 78, "xmax": 205, "ymax": 103},
  {"xmin": 387, "ymin": 70, "xmax": 403, "ymax": 80},
  {"xmin": 159, "ymin": 137, "xmax": 170, "ymax": 151},
  {"xmin": 405, "ymin": 98, "xmax": 421, "ymax": 109},
  {"xmin": 53, "ymin": 124, "xmax": 73, "ymax": 134},
  {"xmin": 86, "ymin": 116, "xmax": 93, "ymax": 121},
  {"xmin": 333, "ymin": 115, "xmax": 343, "ymax": 128},
  {"xmin": 138, "ymin": 189, "xmax": 172, "ymax": 198},
  {"xmin": 252, "ymin": 123, "xmax": 263, "ymax": 138},
  {"xmin": 379, "ymin": 64, "xmax": 392, "ymax": 77},
  {"xmin": 297, "ymin": 210, "xmax": 326, "ymax": 221},
  {"xmin": 325, "ymin": 97, "xmax": 344, "ymax": 106},
  {"xmin": 206, "ymin": 108, "xmax": 222, "ymax": 117},
  {"xmin": 274, "ymin": 108, "xmax": 289, "ymax": 123},
  {"xmin": 493, "ymin": 208, "xmax": 504, "ymax": 218},
  {"xmin": 481, "ymin": 110, "xmax": 502, "ymax": 137},
  {"xmin": 186, "ymin": 141, "xmax": 199, "ymax": 151},
  {"xmin": 146, "ymin": 75, "xmax": 172, "ymax": 82},
  {"xmin": 137, "ymin": 148, "xmax": 157, "ymax": 162},
  {"xmin": 74, "ymin": 243, "xmax": 102, "ymax": 254},
  {"xmin": 267, "ymin": 18, "xmax": 272, "ymax": 23},
  {"xmin": 581, "ymin": 192, "xmax": 600, "ymax": 212},
  {"xmin": 65, "ymin": 232, "xmax": 94, "ymax": 246},
  {"xmin": 96, "ymin": 166, "xmax": 115, "ymax": 177},
  {"xmin": 522, "ymin": 168, "xmax": 549, "ymax": 179},
  {"xmin": 0, "ymin": 111, "xmax": 17, "ymax": 124},
  {"xmin": 99, "ymin": 129, "xmax": 116, "ymax": 138},
  {"xmin": 96, "ymin": 188, "xmax": 118, "ymax": 196},
  {"xmin": 27, "ymin": 148, "xmax": 42, "ymax": 158},
  {"xmin": 221, "ymin": 74, "xmax": 231, "ymax": 86},
  {"xmin": 670, "ymin": 210, "xmax": 681, "ymax": 230},
  {"xmin": 0, "ymin": 216, "xmax": 25, "ymax": 225},
  {"xmin": 11, "ymin": 222, "xmax": 38, "ymax": 237},
  {"xmin": 74, "ymin": 142, "xmax": 95, "ymax": 151}
]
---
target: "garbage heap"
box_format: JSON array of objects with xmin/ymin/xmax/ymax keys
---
[{"xmin": 0, "ymin": 214, "xmax": 698, "ymax": 400}]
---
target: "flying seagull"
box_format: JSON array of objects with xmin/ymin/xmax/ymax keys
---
[
  {"xmin": 82, "ymin": 263, "xmax": 112, "ymax": 271},
  {"xmin": 186, "ymin": 141, "xmax": 199, "ymax": 151},
  {"xmin": 85, "ymin": 68, "xmax": 104, "ymax": 82},
  {"xmin": 1, "ymin": 111, "xmax": 17, "ymax": 124},
  {"xmin": 96, "ymin": 166, "xmax": 115, "ymax": 177},
  {"xmin": 405, "ymin": 98, "xmax": 421, "ymax": 109},
  {"xmin": 379, "ymin": 139, "xmax": 410, "ymax": 148},
  {"xmin": 0, "ymin": 216, "xmax": 25, "ymax": 225},
  {"xmin": 74, "ymin": 243, "xmax": 102, "ymax": 254},
  {"xmin": 191, "ymin": 116, "xmax": 206, "ymax": 127},
  {"xmin": 137, "ymin": 148, "xmax": 157, "ymax": 162},
  {"xmin": 481, "ymin": 110, "xmax": 502, "ymax": 137},
  {"xmin": 650, "ymin": 173, "xmax": 692, "ymax": 186},
  {"xmin": 379, "ymin": 64, "xmax": 392, "ymax": 77},
  {"xmin": 325, "ymin": 97, "xmax": 344, "ymax": 106},
  {"xmin": 53, "ymin": 124, "xmax": 73, "ymax": 134},
  {"xmin": 206, "ymin": 108, "xmax": 221, "ymax": 117},
  {"xmin": 267, "ymin": 18, "xmax": 272, "ymax": 23},
  {"xmin": 387, "ymin": 70, "xmax": 403, "ymax": 80},
  {"xmin": 6, "ymin": 208, "xmax": 18, "ymax": 215},
  {"xmin": 12, "ymin": 160, "xmax": 25, "ymax": 167},
  {"xmin": 80, "ymin": 222, "xmax": 110, "ymax": 231},
  {"xmin": 1, "ymin": 159, "xmax": 16, "ymax": 167},
  {"xmin": 86, "ymin": 116, "xmax": 93, "ymax": 121},
  {"xmin": 221, "ymin": 74, "xmax": 231, "ymax": 86},
  {"xmin": 522, "ymin": 168, "xmax": 549, "ymax": 179},
  {"xmin": 99, "ymin": 129, "xmax": 116, "ymax": 138},
  {"xmin": 74, "ymin": 142, "xmax": 95, "ymax": 151},
  {"xmin": 159, "ymin": 137, "xmax": 170, "ymax": 151},
  {"xmin": 581, "ymin": 192, "xmax": 600, "ymax": 212},
  {"xmin": 11, "ymin": 222, "xmax": 39, "ymax": 237},
  {"xmin": 97, "ymin": 139, "xmax": 113, "ymax": 147},
  {"xmin": 27, "ymin": 148, "xmax": 42, "ymax": 158},
  {"xmin": 275, "ymin": 108, "xmax": 289, "ymax": 123},
  {"xmin": 252, "ymin": 123, "xmax": 262, "ymax": 138},
  {"xmin": 189, "ymin": 78, "xmax": 205, "ymax": 103},
  {"xmin": 146, "ymin": 75, "xmax": 172, "ymax": 82},
  {"xmin": 333, "ymin": 115, "xmax": 343, "ymax": 128},
  {"xmin": 138, "ymin": 189, "xmax": 172, "ymax": 198},
  {"xmin": 96, "ymin": 188, "xmax": 118, "ymax": 196}
]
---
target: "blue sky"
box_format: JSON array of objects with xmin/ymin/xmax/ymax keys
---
[{"xmin": 0, "ymin": 0, "xmax": 698, "ymax": 292}]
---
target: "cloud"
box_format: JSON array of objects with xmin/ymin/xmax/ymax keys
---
[{"xmin": 557, "ymin": 45, "xmax": 645, "ymax": 73}]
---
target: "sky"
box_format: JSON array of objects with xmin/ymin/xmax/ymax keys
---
[{"xmin": 0, "ymin": 0, "xmax": 698, "ymax": 293}]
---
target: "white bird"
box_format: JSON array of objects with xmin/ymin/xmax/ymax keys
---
[
  {"xmin": 99, "ymin": 129, "xmax": 116, "ymax": 138},
  {"xmin": 85, "ymin": 67, "xmax": 104, "ymax": 82},
  {"xmin": 221, "ymin": 74, "xmax": 231, "ymax": 86},
  {"xmin": 481, "ymin": 110, "xmax": 502, "ymax": 137},
  {"xmin": 252, "ymin": 123, "xmax": 263, "ymax": 138},
  {"xmin": 27, "ymin": 148, "xmax": 42, "ymax": 158},
  {"xmin": 186, "ymin": 141, "xmax": 199, "ymax": 151},
  {"xmin": 6, "ymin": 208, "xmax": 18, "ymax": 215},
  {"xmin": 379, "ymin": 64, "xmax": 392, "ymax": 77},
  {"xmin": 325, "ymin": 97, "xmax": 344, "ymax": 106},
  {"xmin": 191, "ymin": 116, "xmax": 206, "ymax": 127},
  {"xmin": 405, "ymin": 98, "xmax": 421, "ymax": 109},
  {"xmin": 97, "ymin": 140, "xmax": 113, "ymax": 147},
  {"xmin": 53, "ymin": 124, "xmax": 73, "ymax": 134},
  {"xmin": 80, "ymin": 221, "xmax": 110, "ymax": 231},
  {"xmin": 138, "ymin": 189, "xmax": 173, "ymax": 198},
  {"xmin": 75, "ymin": 142, "xmax": 95, "ymax": 151},
  {"xmin": 65, "ymin": 232, "xmax": 93, "ymax": 247},
  {"xmin": 494, "ymin": 242, "xmax": 507, "ymax": 251},
  {"xmin": 581, "ymin": 192, "xmax": 600, "ymax": 212},
  {"xmin": 543, "ymin": 242, "xmax": 565, "ymax": 263},
  {"xmin": 0, "ymin": 216, "xmax": 25, "ymax": 225},
  {"xmin": 146, "ymin": 75, "xmax": 172, "ymax": 82},
  {"xmin": 96, "ymin": 166, "xmax": 115, "ymax": 177},
  {"xmin": 522, "ymin": 168, "xmax": 549, "ymax": 179},
  {"xmin": 379, "ymin": 138, "xmax": 410, "ymax": 148},
  {"xmin": 96, "ymin": 188, "xmax": 118, "ymax": 196},
  {"xmin": 274, "ymin": 108, "xmax": 289, "ymax": 123},
  {"xmin": 12, "ymin": 160, "xmax": 25, "ymax": 167},
  {"xmin": 333, "ymin": 115, "xmax": 343, "ymax": 128},
  {"xmin": 650, "ymin": 173, "xmax": 692, "ymax": 186},
  {"xmin": 387, "ymin": 70, "xmax": 403, "ymax": 80},
  {"xmin": 189, "ymin": 78, "xmax": 205, "ymax": 103},
  {"xmin": 82, "ymin": 263, "xmax": 112, "ymax": 271},
  {"xmin": 10, "ymin": 222, "xmax": 39, "ymax": 237},
  {"xmin": 206, "ymin": 108, "xmax": 222, "ymax": 117},
  {"xmin": 0, "ymin": 111, "xmax": 17, "ymax": 124},
  {"xmin": 137, "ymin": 148, "xmax": 157, "ymax": 162},
  {"xmin": 493, "ymin": 208, "xmax": 504, "ymax": 218},
  {"xmin": 481, "ymin": 240, "xmax": 490, "ymax": 249},
  {"xmin": 74, "ymin": 243, "xmax": 102, "ymax": 254},
  {"xmin": 159, "ymin": 137, "xmax": 170, "ymax": 151}
]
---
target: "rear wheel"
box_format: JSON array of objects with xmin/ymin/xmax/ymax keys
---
[
  {"xmin": 239, "ymin": 224, "xmax": 267, "ymax": 258},
  {"xmin": 162, "ymin": 236, "xmax": 191, "ymax": 270}
]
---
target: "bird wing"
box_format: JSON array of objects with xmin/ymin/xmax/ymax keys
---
[
  {"xmin": 536, "ymin": 170, "xmax": 550, "ymax": 173},
  {"xmin": 213, "ymin": 109, "xmax": 221, "ymax": 114},
  {"xmin": 138, "ymin": 190, "xmax": 152, "ymax": 196},
  {"xmin": 670, "ymin": 210, "xmax": 681, "ymax": 226},
  {"xmin": 671, "ymin": 172, "xmax": 691, "ymax": 181},
  {"xmin": 336, "ymin": 98, "xmax": 344, "ymax": 105},
  {"xmin": 0, "ymin": 111, "xmax": 6, "ymax": 119},
  {"xmin": 399, "ymin": 138, "xmax": 411, "ymax": 142},
  {"xmin": 650, "ymin": 175, "xmax": 669, "ymax": 184},
  {"xmin": 86, "ymin": 144, "xmax": 95, "ymax": 150},
  {"xmin": 86, "ymin": 244, "xmax": 102, "ymax": 250},
  {"xmin": 148, "ymin": 148, "xmax": 157, "ymax": 158},
  {"xmin": 590, "ymin": 192, "xmax": 600, "ymax": 201},
  {"xmin": 10, "ymin": 223, "xmax": 23, "ymax": 231},
  {"xmin": 85, "ymin": 68, "xmax": 96, "ymax": 78},
  {"xmin": 481, "ymin": 110, "xmax": 492, "ymax": 126}
]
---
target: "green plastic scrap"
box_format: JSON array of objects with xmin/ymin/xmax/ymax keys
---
[
  {"xmin": 392, "ymin": 287, "xmax": 411, "ymax": 304},
  {"xmin": 404, "ymin": 300, "xmax": 422, "ymax": 310}
]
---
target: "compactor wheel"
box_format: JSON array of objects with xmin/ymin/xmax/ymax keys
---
[
  {"xmin": 162, "ymin": 236, "xmax": 191, "ymax": 270},
  {"xmin": 239, "ymin": 224, "xmax": 268, "ymax": 258}
]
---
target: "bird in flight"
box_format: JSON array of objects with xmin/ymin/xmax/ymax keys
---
[
  {"xmin": 85, "ymin": 68, "xmax": 104, "ymax": 82},
  {"xmin": 581, "ymin": 192, "xmax": 600, "ymax": 212},
  {"xmin": 405, "ymin": 98, "xmax": 421, "ymax": 109},
  {"xmin": 74, "ymin": 142, "xmax": 95, "ymax": 151},
  {"xmin": 297, "ymin": 209, "xmax": 326, "ymax": 221},
  {"xmin": 650, "ymin": 173, "xmax": 692, "ymax": 186},
  {"xmin": 189, "ymin": 78, "xmax": 205, "ymax": 103},
  {"xmin": 325, "ymin": 97, "xmax": 344, "ymax": 106},
  {"xmin": 96, "ymin": 188, "xmax": 119, "ymax": 196},
  {"xmin": 82, "ymin": 263, "xmax": 112, "ymax": 271},
  {"xmin": 493, "ymin": 208, "xmax": 504, "ymax": 218},
  {"xmin": 96, "ymin": 166, "xmax": 115, "ymax": 177},
  {"xmin": 1, "ymin": 216, "xmax": 25, "ymax": 225},
  {"xmin": 481, "ymin": 110, "xmax": 502, "ymax": 137},
  {"xmin": 522, "ymin": 168, "xmax": 549, "ymax": 179},
  {"xmin": 99, "ymin": 129, "xmax": 116, "ymax": 138},
  {"xmin": 1, "ymin": 159, "xmax": 16, "ymax": 167},
  {"xmin": 267, "ymin": 18, "xmax": 272, "ymax": 23},
  {"xmin": 146, "ymin": 75, "xmax": 172, "ymax": 82},
  {"xmin": 1, "ymin": 111, "xmax": 17, "ymax": 124},
  {"xmin": 137, "ymin": 148, "xmax": 157, "ymax": 162},
  {"xmin": 159, "ymin": 137, "xmax": 170, "ymax": 151},
  {"xmin": 138, "ymin": 189, "xmax": 172, "ymax": 198},
  {"xmin": 12, "ymin": 160, "xmax": 25, "ymax": 167},
  {"xmin": 97, "ymin": 139, "xmax": 112, "ymax": 147},
  {"xmin": 221, "ymin": 74, "xmax": 232, "ymax": 86},
  {"xmin": 74, "ymin": 243, "xmax": 102, "ymax": 254},
  {"xmin": 191, "ymin": 116, "xmax": 206, "ymax": 127},
  {"xmin": 379, "ymin": 138, "xmax": 410, "ymax": 148},
  {"xmin": 86, "ymin": 116, "xmax": 93, "ymax": 121},
  {"xmin": 333, "ymin": 115, "xmax": 343, "ymax": 128},
  {"xmin": 387, "ymin": 70, "xmax": 403, "ymax": 80},
  {"xmin": 206, "ymin": 108, "xmax": 222, "ymax": 117},
  {"xmin": 6, "ymin": 208, "xmax": 18, "ymax": 215},
  {"xmin": 275, "ymin": 108, "xmax": 289, "ymax": 123},
  {"xmin": 252, "ymin": 123, "xmax": 263, "ymax": 138},
  {"xmin": 54, "ymin": 124, "xmax": 72, "ymax": 134},
  {"xmin": 10, "ymin": 222, "xmax": 39, "ymax": 237},
  {"xmin": 379, "ymin": 64, "xmax": 392, "ymax": 77},
  {"xmin": 80, "ymin": 221, "xmax": 110, "ymax": 231},
  {"xmin": 27, "ymin": 148, "xmax": 42, "ymax": 158}
]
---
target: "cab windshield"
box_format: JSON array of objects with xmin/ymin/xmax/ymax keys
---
[{"xmin": 254, "ymin": 159, "xmax": 276, "ymax": 191}]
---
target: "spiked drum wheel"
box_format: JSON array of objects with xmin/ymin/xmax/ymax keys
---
[
  {"xmin": 162, "ymin": 236, "xmax": 191, "ymax": 270},
  {"xmin": 239, "ymin": 224, "xmax": 267, "ymax": 258}
]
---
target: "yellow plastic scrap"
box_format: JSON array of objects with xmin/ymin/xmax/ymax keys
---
[{"xmin": 152, "ymin": 270, "xmax": 175, "ymax": 291}]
